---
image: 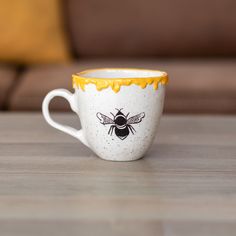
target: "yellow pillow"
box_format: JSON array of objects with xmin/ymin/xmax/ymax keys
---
[{"xmin": 0, "ymin": 0, "xmax": 70, "ymax": 64}]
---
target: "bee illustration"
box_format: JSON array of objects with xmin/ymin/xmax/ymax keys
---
[{"xmin": 96, "ymin": 109, "xmax": 145, "ymax": 140}]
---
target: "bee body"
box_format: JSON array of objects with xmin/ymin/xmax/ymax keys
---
[{"xmin": 97, "ymin": 109, "xmax": 145, "ymax": 140}]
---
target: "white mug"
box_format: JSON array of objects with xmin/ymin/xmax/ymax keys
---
[{"xmin": 42, "ymin": 68, "xmax": 168, "ymax": 161}]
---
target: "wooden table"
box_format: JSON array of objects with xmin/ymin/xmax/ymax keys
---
[{"xmin": 0, "ymin": 113, "xmax": 236, "ymax": 236}]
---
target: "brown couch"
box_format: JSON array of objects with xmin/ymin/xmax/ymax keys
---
[{"xmin": 1, "ymin": 0, "xmax": 236, "ymax": 113}]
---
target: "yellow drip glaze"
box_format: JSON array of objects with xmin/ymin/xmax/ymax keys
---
[{"xmin": 72, "ymin": 69, "xmax": 168, "ymax": 93}]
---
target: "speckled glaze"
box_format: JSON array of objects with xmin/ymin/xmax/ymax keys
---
[{"xmin": 42, "ymin": 68, "xmax": 167, "ymax": 161}]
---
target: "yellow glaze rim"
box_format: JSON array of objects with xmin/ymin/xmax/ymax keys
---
[{"xmin": 72, "ymin": 68, "xmax": 168, "ymax": 93}]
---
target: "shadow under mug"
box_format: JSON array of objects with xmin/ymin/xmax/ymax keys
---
[{"xmin": 42, "ymin": 68, "xmax": 168, "ymax": 161}]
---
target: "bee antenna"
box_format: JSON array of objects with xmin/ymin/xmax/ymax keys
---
[{"xmin": 115, "ymin": 108, "xmax": 123, "ymax": 112}]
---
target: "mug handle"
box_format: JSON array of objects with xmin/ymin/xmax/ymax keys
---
[{"xmin": 42, "ymin": 89, "xmax": 90, "ymax": 147}]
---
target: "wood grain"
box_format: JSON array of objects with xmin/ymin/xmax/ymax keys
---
[{"xmin": 0, "ymin": 113, "xmax": 235, "ymax": 236}]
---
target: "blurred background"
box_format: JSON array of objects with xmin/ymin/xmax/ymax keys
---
[{"xmin": 0, "ymin": 0, "xmax": 235, "ymax": 114}]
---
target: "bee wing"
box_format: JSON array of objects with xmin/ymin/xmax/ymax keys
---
[
  {"xmin": 96, "ymin": 112, "xmax": 115, "ymax": 125},
  {"xmin": 127, "ymin": 112, "xmax": 145, "ymax": 124}
]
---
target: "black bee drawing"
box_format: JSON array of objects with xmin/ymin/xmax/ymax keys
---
[{"xmin": 96, "ymin": 109, "xmax": 145, "ymax": 140}]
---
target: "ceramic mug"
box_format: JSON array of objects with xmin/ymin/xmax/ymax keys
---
[{"xmin": 42, "ymin": 68, "xmax": 168, "ymax": 161}]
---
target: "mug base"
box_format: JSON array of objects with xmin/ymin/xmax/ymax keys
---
[{"xmin": 97, "ymin": 155, "xmax": 144, "ymax": 162}]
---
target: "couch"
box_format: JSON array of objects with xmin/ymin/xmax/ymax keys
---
[{"xmin": 0, "ymin": 0, "xmax": 236, "ymax": 113}]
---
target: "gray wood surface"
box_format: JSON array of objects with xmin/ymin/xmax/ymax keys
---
[{"xmin": 0, "ymin": 113, "xmax": 236, "ymax": 236}]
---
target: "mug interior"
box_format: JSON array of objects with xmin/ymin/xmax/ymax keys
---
[{"xmin": 78, "ymin": 68, "xmax": 165, "ymax": 79}]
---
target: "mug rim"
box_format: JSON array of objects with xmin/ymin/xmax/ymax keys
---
[
  {"xmin": 74, "ymin": 68, "xmax": 168, "ymax": 80},
  {"xmin": 72, "ymin": 68, "xmax": 168, "ymax": 93}
]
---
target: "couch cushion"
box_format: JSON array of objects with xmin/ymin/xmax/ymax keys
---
[
  {"xmin": 0, "ymin": 0, "xmax": 70, "ymax": 64},
  {"xmin": 67, "ymin": 0, "xmax": 236, "ymax": 57},
  {"xmin": 9, "ymin": 59, "xmax": 236, "ymax": 113},
  {"xmin": 0, "ymin": 66, "xmax": 17, "ymax": 109}
]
